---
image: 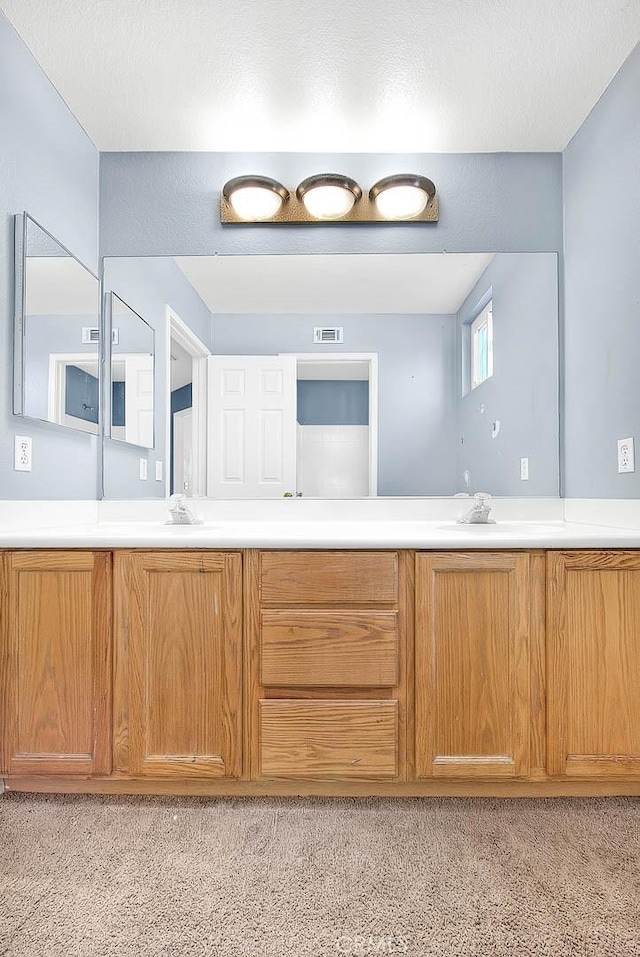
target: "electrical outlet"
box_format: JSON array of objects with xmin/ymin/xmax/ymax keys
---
[
  {"xmin": 14, "ymin": 435, "xmax": 32, "ymax": 472},
  {"xmin": 155, "ymin": 460, "xmax": 163, "ymax": 482},
  {"xmin": 618, "ymin": 437, "xmax": 635, "ymax": 473},
  {"xmin": 139, "ymin": 458, "xmax": 148, "ymax": 481},
  {"xmin": 520, "ymin": 457, "xmax": 529, "ymax": 481}
]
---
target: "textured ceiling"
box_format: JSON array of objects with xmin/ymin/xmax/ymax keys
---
[
  {"xmin": 2, "ymin": 0, "xmax": 639, "ymax": 152},
  {"xmin": 174, "ymin": 253, "xmax": 495, "ymax": 314}
]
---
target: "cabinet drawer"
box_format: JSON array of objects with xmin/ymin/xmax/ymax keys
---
[
  {"xmin": 259, "ymin": 700, "xmax": 398, "ymax": 778},
  {"xmin": 261, "ymin": 610, "xmax": 399, "ymax": 687},
  {"xmin": 260, "ymin": 551, "xmax": 398, "ymax": 604}
]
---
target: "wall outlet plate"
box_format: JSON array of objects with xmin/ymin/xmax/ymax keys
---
[
  {"xmin": 14, "ymin": 435, "xmax": 32, "ymax": 472},
  {"xmin": 618, "ymin": 437, "xmax": 635, "ymax": 473}
]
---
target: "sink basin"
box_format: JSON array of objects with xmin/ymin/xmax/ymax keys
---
[
  {"xmin": 439, "ymin": 522, "xmax": 565, "ymax": 535},
  {"xmin": 99, "ymin": 522, "xmax": 221, "ymax": 533}
]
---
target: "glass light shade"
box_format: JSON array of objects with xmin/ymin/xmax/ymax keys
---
[
  {"xmin": 374, "ymin": 184, "xmax": 429, "ymax": 220},
  {"xmin": 301, "ymin": 184, "xmax": 357, "ymax": 220},
  {"xmin": 228, "ymin": 185, "xmax": 284, "ymax": 221}
]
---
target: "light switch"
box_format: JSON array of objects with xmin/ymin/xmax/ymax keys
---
[
  {"xmin": 520, "ymin": 457, "xmax": 529, "ymax": 481},
  {"xmin": 155, "ymin": 460, "xmax": 163, "ymax": 482},
  {"xmin": 139, "ymin": 458, "xmax": 148, "ymax": 481}
]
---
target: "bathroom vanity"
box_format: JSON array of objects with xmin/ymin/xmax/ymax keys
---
[{"xmin": 2, "ymin": 512, "xmax": 639, "ymax": 797}]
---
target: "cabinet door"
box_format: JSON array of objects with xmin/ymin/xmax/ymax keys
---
[
  {"xmin": 0, "ymin": 551, "xmax": 111, "ymax": 777},
  {"xmin": 117, "ymin": 552, "xmax": 242, "ymax": 779},
  {"xmin": 415, "ymin": 552, "xmax": 531, "ymax": 779},
  {"xmin": 548, "ymin": 551, "xmax": 640, "ymax": 778}
]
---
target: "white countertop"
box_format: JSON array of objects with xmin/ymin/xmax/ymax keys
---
[{"xmin": 1, "ymin": 498, "xmax": 639, "ymax": 549}]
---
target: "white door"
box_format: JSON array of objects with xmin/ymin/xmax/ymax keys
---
[
  {"xmin": 125, "ymin": 354, "xmax": 154, "ymax": 448},
  {"xmin": 173, "ymin": 407, "xmax": 193, "ymax": 494},
  {"xmin": 207, "ymin": 356, "xmax": 297, "ymax": 498}
]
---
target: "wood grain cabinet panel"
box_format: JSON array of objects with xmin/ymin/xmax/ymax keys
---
[
  {"xmin": 116, "ymin": 552, "xmax": 242, "ymax": 779},
  {"xmin": 260, "ymin": 551, "xmax": 398, "ymax": 605},
  {"xmin": 260, "ymin": 610, "xmax": 399, "ymax": 687},
  {"xmin": 415, "ymin": 553, "xmax": 531, "ymax": 779},
  {"xmin": 0, "ymin": 551, "xmax": 111, "ymax": 777},
  {"xmin": 548, "ymin": 551, "xmax": 640, "ymax": 778},
  {"xmin": 259, "ymin": 700, "xmax": 398, "ymax": 778}
]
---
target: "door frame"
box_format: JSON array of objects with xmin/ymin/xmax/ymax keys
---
[
  {"xmin": 165, "ymin": 307, "xmax": 211, "ymax": 498},
  {"xmin": 284, "ymin": 352, "xmax": 379, "ymax": 497}
]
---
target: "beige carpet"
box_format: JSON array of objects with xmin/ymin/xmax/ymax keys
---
[{"xmin": 1, "ymin": 794, "xmax": 639, "ymax": 957}]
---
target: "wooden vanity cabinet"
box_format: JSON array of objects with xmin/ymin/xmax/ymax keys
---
[
  {"xmin": 0, "ymin": 551, "xmax": 111, "ymax": 777},
  {"xmin": 5, "ymin": 544, "xmax": 640, "ymax": 796},
  {"xmin": 247, "ymin": 550, "xmax": 411, "ymax": 782},
  {"xmin": 547, "ymin": 551, "xmax": 640, "ymax": 779},
  {"xmin": 414, "ymin": 552, "xmax": 543, "ymax": 780},
  {"xmin": 113, "ymin": 551, "xmax": 243, "ymax": 779}
]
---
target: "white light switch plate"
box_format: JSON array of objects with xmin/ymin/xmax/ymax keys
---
[
  {"xmin": 139, "ymin": 458, "xmax": 148, "ymax": 481},
  {"xmin": 618, "ymin": 437, "xmax": 635, "ymax": 473},
  {"xmin": 520, "ymin": 457, "xmax": 529, "ymax": 481},
  {"xmin": 155, "ymin": 460, "xmax": 163, "ymax": 482},
  {"xmin": 14, "ymin": 435, "xmax": 32, "ymax": 472}
]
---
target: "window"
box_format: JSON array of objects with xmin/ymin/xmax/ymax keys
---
[{"xmin": 471, "ymin": 301, "xmax": 493, "ymax": 389}]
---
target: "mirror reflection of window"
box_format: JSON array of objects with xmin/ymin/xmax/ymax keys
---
[
  {"xmin": 21, "ymin": 216, "xmax": 101, "ymax": 434},
  {"xmin": 109, "ymin": 294, "xmax": 155, "ymax": 450},
  {"xmin": 471, "ymin": 301, "xmax": 493, "ymax": 390}
]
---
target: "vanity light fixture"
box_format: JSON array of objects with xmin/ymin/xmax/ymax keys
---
[
  {"xmin": 220, "ymin": 173, "xmax": 438, "ymax": 224},
  {"xmin": 296, "ymin": 174, "xmax": 362, "ymax": 221},
  {"xmin": 222, "ymin": 175, "xmax": 289, "ymax": 221},
  {"xmin": 369, "ymin": 174, "xmax": 437, "ymax": 220}
]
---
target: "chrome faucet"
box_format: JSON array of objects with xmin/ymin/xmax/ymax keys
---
[
  {"xmin": 457, "ymin": 492, "xmax": 495, "ymax": 524},
  {"xmin": 166, "ymin": 493, "xmax": 203, "ymax": 525}
]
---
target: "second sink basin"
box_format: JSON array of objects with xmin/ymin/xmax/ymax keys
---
[{"xmin": 439, "ymin": 522, "xmax": 566, "ymax": 535}]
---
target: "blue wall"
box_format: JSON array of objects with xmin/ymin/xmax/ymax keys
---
[
  {"xmin": 99, "ymin": 151, "xmax": 563, "ymax": 258},
  {"xmin": 456, "ymin": 253, "xmax": 559, "ymax": 496},
  {"xmin": 297, "ymin": 381, "xmax": 369, "ymax": 426},
  {"xmin": 102, "ymin": 256, "xmax": 211, "ymax": 498},
  {"xmin": 0, "ymin": 12, "xmax": 100, "ymax": 498},
  {"xmin": 563, "ymin": 42, "xmax": 640, "ymax": 497},
  {"xmin": 210, "ymin": 312, "xmax": 457, "ymax": 496}
]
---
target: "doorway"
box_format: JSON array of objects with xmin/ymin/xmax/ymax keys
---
[
  {"xmin": 166, "ymin": 307, "xmax": 210, "ymax": 497},
  {"xmin": 205, "ymin": 352, "xmax": 378, "ymax": 498},
  {"xmin": 292, "ymin": 354, "xmax": 378, "ymax": 497}
]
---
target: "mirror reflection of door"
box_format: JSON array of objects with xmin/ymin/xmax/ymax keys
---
[
  {"xmin": 170, "ymin": 337, "xmax": 194, "ymax": 493},
  {"xmin": 206, "ymin": 355, "xmax": 297, "ymax": 498}
]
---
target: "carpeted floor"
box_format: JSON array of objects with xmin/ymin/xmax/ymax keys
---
[{"xmin": 1, "ymin": 794, "xmax": 639, "ymax": 957}]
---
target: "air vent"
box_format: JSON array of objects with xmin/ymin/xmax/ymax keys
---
[
  {"xmin": 81, "ymin": 328, "xmax": 119, "ymax": 345},
  {"xmin": 313, "ymin": 326, "xmax": 344, "ymax": 344}
]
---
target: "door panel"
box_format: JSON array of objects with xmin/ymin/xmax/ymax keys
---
[
  {"xmin": 120, "ymin": 552, "xmax": 242, "ymax": 778},
  {"xmin": 415, "ymin": 552, "xmax": 531, "ymax": 779},
  {"xmin": 1, "ymin": 551, "xmax": 111, "ymax": 777},
  {"xmin": 207, "ymin": 356, "xmax": 297, "ymax": 498},
  {"xmin": 124, "ymin": 354, "xmax": 154, "ymax": 448},
  {"xmin": 548, "ymin": 551, "xmax": 640, "ymax": 778}
]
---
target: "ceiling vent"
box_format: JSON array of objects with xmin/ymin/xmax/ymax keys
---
[
  {"xmin": 81, "ymin": 328, "xmax": 119, "ymax": 345},
  {"xmin": 313, "ymin": 326, "xmax": 344, "ymax": 344}
]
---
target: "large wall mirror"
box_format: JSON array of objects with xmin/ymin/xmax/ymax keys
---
[
  {"xmin": 101, "ymin": 251, "xmax": 559, "ymax": 500},
  {"xmin": 14, "ymin": 213, "xmax": 101, "ymax": 435}
]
